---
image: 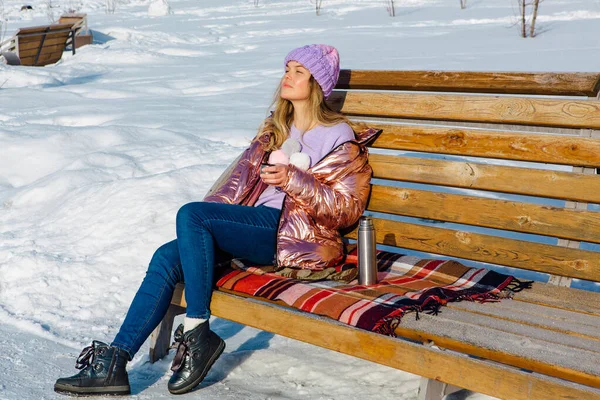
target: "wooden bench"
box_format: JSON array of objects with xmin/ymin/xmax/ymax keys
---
[
  {"xmin": 0, "ymin": 23, "xmax": 75, "ymax": 66},
  {"xmin": 149, "ymin": 71, "xmax": 600, "ymax": 400},
  {"xmin": 59, "ymin": 13, "xmax": 93, "ymax": 50},
  {"xmin": 0, "ymin": 14, "xmax": 91, "ymax": 67}
]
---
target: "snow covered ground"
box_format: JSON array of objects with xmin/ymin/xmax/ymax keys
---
[{"xmin": 0, "ymin": 0, "xmax": 599, "ymax": 399}]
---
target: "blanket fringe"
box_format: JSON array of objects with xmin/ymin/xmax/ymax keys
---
[
  {"xmin": 373, "ymin": 302, "xmax": 443, "ymax": 337},
  {"xmin": 499, "ymin": 278, "xmax": 535, "ymax": 299},
  {"xmin": 505, "ymin": 278, "xmax": 534, "ymax": 293},
  {"xmin": 372, "ymin": 282, "xmax": 532, "ymax": 337},
  {"xmin": 373, "ymin": 315, "xmax": 402, "ymax": 337}
]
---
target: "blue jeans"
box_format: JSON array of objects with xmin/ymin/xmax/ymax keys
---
[{"xmin": 111, "ymin": 202, "xmax": 281, "ymax": 358}]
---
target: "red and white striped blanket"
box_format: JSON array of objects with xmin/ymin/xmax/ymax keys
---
[{"xmin": 215, "ymin": 246, "xmax": 532, "ymax": 336}]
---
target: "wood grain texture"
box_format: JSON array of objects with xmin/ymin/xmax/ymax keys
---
[
  {"xmin": 513, "ymin": 283, "xmax": 600, "ymax": 316},
  {"xmin": 367, "ymin": 185, "xmax": 600, "ymax": 244},
  {"xmin": 406, "ymin": 304, "xmax": 600, "ymax": 354},
  {"xmin": 448, "ymin": 302, "xmax": 600, "ymax": 342},
  {"xmin": 58, "ymin": 14, "xmax": 87, "ymax": 26},
  {"xmin": 18, "ymin": 44, "xmax": 67, "ymax": 58},
  {"xmin": 18, "ymin": 36, "xmax": 70, "ymax": 52},
  {"xmin": 393, "ymin": 321, "xmax": 600, "ymax": 389},
  {"xmin": 20, "ymin": 52, "xmax": 63, "ymax": 66},
  {"xmin": 345, "ymin": 218, "xmax": 600, "ymax": 282},
  {"xmin": 328, "ymin": 91, "xmax": 600, "ymax": 129},
  {"xmin": 369, "ymin": 154, "xmax": 600, "ymax": 203},
  {"xmin": 16, "ymin": 23, "xmax": 73, "ymax": 36},
  {"xmin": 335, "ymin": 70, "xmax": 600, "ymax": 97},
  {"xmin": 16, "ymin": 29, "xmax": 72, "ymax": 44},
  {"xmin": 368, "ymin": 124, "xmax": 600, "ymax": 167},
  {"xmin": 202, "ymin": 289, "xmax": 600, "ymax": 400},
  {"xmin": 171, "ymin": 285, "xmax": 600, "ymax": 390}
]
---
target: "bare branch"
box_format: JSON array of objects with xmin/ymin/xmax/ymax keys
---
[
  {"xmin": 530, "ymin": 0, "xmax": 540, "ymax": 37},
  {"xmin": 521, "ymin": 0, "xmax": 527, "ymax": 37}
]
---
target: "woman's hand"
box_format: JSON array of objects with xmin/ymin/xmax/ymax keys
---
[{"xmin": 260, "ymin": 163, "xmax": 289, "ymax": 187}]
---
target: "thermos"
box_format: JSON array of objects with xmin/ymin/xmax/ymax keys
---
[{"xmin": 357, "ymin": 216, "xmax": 378, "ymax": 285}]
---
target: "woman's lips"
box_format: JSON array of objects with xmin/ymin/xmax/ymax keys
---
[{"xmin": 283, "ymin": 83, "xmax": 292, "ymax": 88}]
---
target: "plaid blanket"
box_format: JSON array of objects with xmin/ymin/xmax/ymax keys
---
[{"xmin": 215, "ymin": 245, "xmax": 532, "ymax": 336}]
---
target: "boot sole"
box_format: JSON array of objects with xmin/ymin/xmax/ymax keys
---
[
  {"xmin": 54, "ymin": 382, "xmax": 131, "ymax": 396},
  {"xmin": 168, "ymin": 338, "xmax": 226, "ymax": 395}
]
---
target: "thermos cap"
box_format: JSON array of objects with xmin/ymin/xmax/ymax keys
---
[{"xmin": 359, "ymin": 216, "xmax": 374, "ymax": 228}]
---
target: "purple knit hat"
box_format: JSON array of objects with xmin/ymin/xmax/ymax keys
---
[{"xmin": 284, "ymin": 44, "xmax": 340, "ymax": 99}]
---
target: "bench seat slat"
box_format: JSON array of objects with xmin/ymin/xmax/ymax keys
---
[
  {"xmin": 482, "ymin": 296, "xmax": 600, "ymax": 329},
  {"xmin": 395, "ymin": 309, "xmax": 600, "ymax": 389},
  {"xmin": 449, "ymin": 301, "xmax": 600, "ymax": 341},
  {"xmin": 514, "ymin": 282, "xmax": 600, "ymax": 316},
  {"xmin": 170, "ymin": 286, "xmax": 600, "ymax": 400},
  {"xmin": 370, "ymin": 154, "xmax": 600, "ymax": 204},
  {"xmin": 369, "ymin": 125, "xmax": 600, "ymax": 168},
  {"xmin": 345, "ymin": 218, "xmax": 600, "ymax": 282},
  {"xmin": 336, "ymin": 70, "xmax": 600, "ymax": 97},
  {"xmin": 329, "ymin": 92, "xmax": 600, "ymax": 129},
  {"xmin": 410, "ymin": 305, "xmax": 600, "ymax": 354},
  {"xmin": 368, "ymin": 185, "xmax": 600, "ymax": 244}
]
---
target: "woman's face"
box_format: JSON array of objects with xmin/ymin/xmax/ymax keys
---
[{"xmin": 281, "ymin": 61, "xmax": 312, "ymax": 101}]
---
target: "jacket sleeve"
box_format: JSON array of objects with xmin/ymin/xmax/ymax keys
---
[
  {"xmin": 203, "ymin": 136, "xmax": 267, "ymax": 204},
  {"xmin": 281, "ymin": 146, "xmax": 372, "ymax": 230}
]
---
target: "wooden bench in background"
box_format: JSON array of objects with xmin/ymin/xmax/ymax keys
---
[
  {"xmin": 149, "ymin": 71, "xmax": 600, "ymax": 400},
  {"xmin": 59, "ymin": 13, "xmax": 93, "ymax": 50},
  {"xmin": 0, "ymin": 13, "xmax": 91, "ymax": 67}
]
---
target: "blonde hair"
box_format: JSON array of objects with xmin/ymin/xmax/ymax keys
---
[{"xmin": 254, "ymin": 76, "xmax": 362, "ymax": 152}]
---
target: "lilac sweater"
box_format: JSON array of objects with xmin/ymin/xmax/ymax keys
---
[{"xmin": 254, "ymin": 122, "xmax": 355, "ymax": 210}]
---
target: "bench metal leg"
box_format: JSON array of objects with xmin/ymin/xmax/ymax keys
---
[
  {"xmin": 34, "ymin": 27, "xmax": 50, "ymax": 66},
  {"xmin": 418, "ymin": 377, "xmax": 463, "ymax": 400},
  {"xmin": 148, "ymin": 304, "xmax": 185, "ymax": 363},
  {"xmin": 71, "ymin": 30, "xmax": 76, "ymax": 55}
]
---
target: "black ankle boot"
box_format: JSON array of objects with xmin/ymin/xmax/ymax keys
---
[
  {"xmin": 168, "ymin": 322, "xmax": 226, "ymax": 394},
  {"xmin": 54, "ymin": 341, "xmax": 131, "ymax": 396}
]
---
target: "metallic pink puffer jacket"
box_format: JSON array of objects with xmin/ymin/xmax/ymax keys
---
[{"xmin": 204, "ymin": 125, "xmax": 380, "ymax": 270}]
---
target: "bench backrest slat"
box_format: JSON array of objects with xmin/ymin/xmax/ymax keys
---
[
  {"xmin": 19, "ymin": 44, "xmax": 69, "ymax": 59},
  {"xmin": 18, "ymin": 35, "xmax": 71, "ymax": 51},
  {"xmin": 58, "ymin": 13, "xmax": 87, "ymax": 30},
  {"xmin": 368, "ymin": 185, "xmax": 600, "ymax": 244},
  {"xmin": 329, "ymin": 92, "xmax": 600, "ymax": 129},
  {"xmin": 336, "ymin": 70, "xmax": 600, "ymax": 97},
  {"xmin": 369, "ymin": 154, "xmax": 600, "ymax": 204},
  {"xmin": 369, "ymin": 124, "xmax": 600, "ymax": 168},
  {"xmin": 15, "ymin": 23, "xmax": 73, "ymax": 36},
  {"xmin": 345, "ymin": 219, "xmax": 600, "ymax": 282},
  {"xmin": 334, "ymin": 70, "xmax": 600, "ymax": 286}
]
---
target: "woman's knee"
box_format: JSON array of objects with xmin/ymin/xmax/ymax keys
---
[
  {"xmin": 176, "ymin": 202, "xmax": 211, "ymax": 230},
  {"xmin": 149, "ymin": 240, "xmax": 182, "ymax": 280}
]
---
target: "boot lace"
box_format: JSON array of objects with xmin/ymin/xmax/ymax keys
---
[
  {"xmin": 75, "ymin": 343, "xmax": 100, "ymax": 370},
  {"xmin": 170, "ymin": 325, "xmax": 188, "ymax": 372}
]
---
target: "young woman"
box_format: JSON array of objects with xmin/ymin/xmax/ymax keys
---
[{"xmin": 54, "ymin": 44, "xmax": 378, "ymax": 396}]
